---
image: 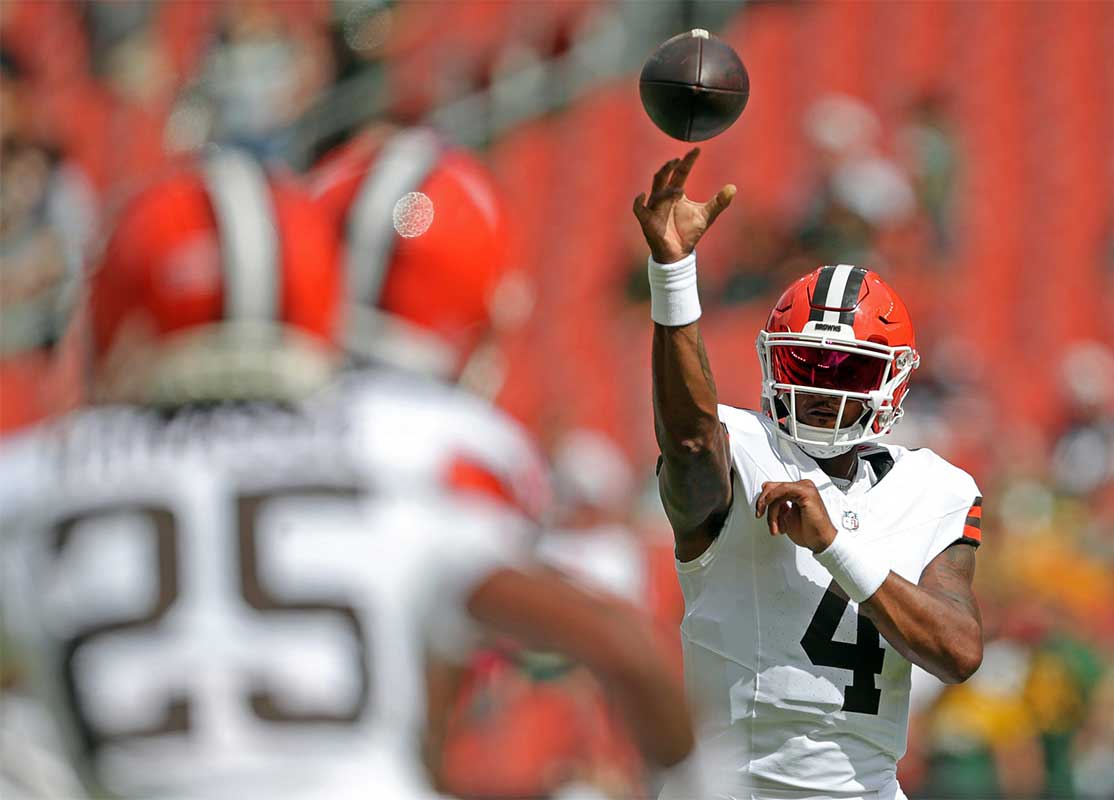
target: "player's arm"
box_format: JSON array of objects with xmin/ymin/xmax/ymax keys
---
[
  {"xmin": 633, "ymin": 149, "xmax": 737, "ymax": 561},
  {"xmin": 466, "ymin": 567, "xmax": 696, "ymax": 769},
  {"xmin": 857, "ymin": 543, "xmax": 982, "ymax": 684},
  {"xmin": 756, "ymin": 480, "xmax": 983, "ymax": 684}
]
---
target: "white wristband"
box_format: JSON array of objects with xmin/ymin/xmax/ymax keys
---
[
  {"xmin": 648, "ymin": 252, "xmax": 701, "ymax": 326},
  {"xmin": 813, "ymin": 531, "xmax": 890, "ymax": 603}
]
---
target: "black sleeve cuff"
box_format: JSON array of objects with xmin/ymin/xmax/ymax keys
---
[{"xmin": 951, "ymin": 536, "xmax": 981, "ymax": 550}]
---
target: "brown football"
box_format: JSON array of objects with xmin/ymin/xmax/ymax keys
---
[{"xmin": 639, "ymin": 29, "xmax": 749, "ymax": 142}]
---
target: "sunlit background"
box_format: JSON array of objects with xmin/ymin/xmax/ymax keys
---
[{"xmin": 1, "ymin": 1, "xmax": 1112, "ymax": 798}]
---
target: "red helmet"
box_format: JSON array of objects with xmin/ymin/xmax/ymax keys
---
[
  {"xmin": 90, "ymin": 150, "xmax": 342, "ymax": 405},
  {"xmin": 310, "ymin": 126, "xmax": 510, "ymax": 378},
  {"xmin": 757, "ymin": 264, "xmax": 920, "ymax": 457}
]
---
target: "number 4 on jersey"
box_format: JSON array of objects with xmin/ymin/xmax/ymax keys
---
[{"xmin": 801, "ymin": 585, "xmax": 885, "ymax": 715}]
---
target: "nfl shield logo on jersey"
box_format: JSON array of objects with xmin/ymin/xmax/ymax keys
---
[{"xmin": 841, "ymin": 510, "xmax": 860, "ymax": 531}]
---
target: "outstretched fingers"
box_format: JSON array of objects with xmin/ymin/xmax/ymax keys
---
[
  {"xmin": 651, "ymin": 158, "xmax": 679, "ymax": 198},
  {"xmin": 704, "ymin": 184, "xmax": 737, "ymax": 225},
  {"xmin": 634, "ymin": 157, "xmax": 686, "ymax": 223},
  {"xmin": 632, "ymin": 193, "xmax": 648, "ymax": 222},
  {"xmin": 666, "ymin": 147, "xmax": 701, "ymax": 191},
  {"xmin": 633, "ymin": 188, "xmax": 683, "ymax": 225},
  {"xmin": 634, "ymin": 151, "xmax": 734, "ymax": 231}
]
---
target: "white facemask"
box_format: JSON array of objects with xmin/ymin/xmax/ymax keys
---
[
  {"xmin": 756, "ymin": 328, "xmax": 920, "ymax": 457},
  {"xmin": 791, "ymin": 419, "xmax": 867, "ymax": 459}
]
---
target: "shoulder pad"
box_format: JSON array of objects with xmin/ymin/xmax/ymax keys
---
[
  {"xmin": 332, "ymin": 372, "xmax": 551, "ymax": 522},
  {"xmin": 717, "ymin": 404, "xmax": 776, "ymax": 440},
  {"xmin": 902, "ymin": 447, "xmax": 980, "ymax": 511}
]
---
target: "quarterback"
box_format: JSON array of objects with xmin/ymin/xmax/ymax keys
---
[{"xmin": 634, "ymin": 149, "xmax": 983, "ymax": 800}]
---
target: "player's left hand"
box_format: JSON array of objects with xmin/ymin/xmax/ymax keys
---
[{"xmin": 754, "ymin": 480, "xmax": 838, "ymax": 553}]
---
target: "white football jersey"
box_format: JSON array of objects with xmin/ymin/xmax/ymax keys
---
[
  {"xmin": 2, "ymin": 371, "xmax": 544, "ymax": 800},
  {"xmin": 674, "ymin": 406, "xmax": 980, "ymax": 800}
]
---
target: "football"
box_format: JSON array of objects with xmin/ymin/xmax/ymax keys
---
[{"xmin": 639, "ymin": 29, "xmax": 750, "ymax": 142}]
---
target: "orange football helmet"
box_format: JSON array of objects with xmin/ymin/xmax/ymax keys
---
[
  {"xmin": 91, "ymin": 149, "xmax": 342, "ymax": 405},
  {"xmin": 310, "ymin": 126, "xmax": 510, "ymax": 380},
  {"xmin": 757, "ymin": 264, "xmax": 920, "ymax": 457}
]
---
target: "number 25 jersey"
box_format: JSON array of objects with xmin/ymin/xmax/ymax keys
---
[
  {"xmin": 2, "ymin": 372, "xmax": 546, "ymax": 800},
  {"xmin": 675, "ymin": 406, "xmax": 980, "ymax": 798}
]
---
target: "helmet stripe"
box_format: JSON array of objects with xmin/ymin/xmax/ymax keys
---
[
  {"xmin": 808, "ymin": 265, "xmax": 837, "ymax": 321},
  {"xmin": 819, "ymin": 264, "xmax": 854, "ymax": 324},
  {"xmin": 346, "ymin": 128, "xmax": 442, "ymax": 307},
  {"xmin": 808, "ymin": 265, "xmax": 868, "ymax": 325},
  {"xmin": 838, "ymin": 267, "xmax": 867, "ymax": 325},
  {"xmin": 203, "ymin": 151, "xmax": 279, "ymax": 327}
]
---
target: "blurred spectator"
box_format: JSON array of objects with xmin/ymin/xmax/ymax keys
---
[
  {"xmin": 1051, "ymin": 341, "xmax": 1114, "ymax": 498},
  {"xmin": 718, "ymin": 212, "xmax": 808, "ymax": 308},
  {"xmin": 1071, "ymin": 670, "xmax": 1114, "ymax": 798},
  {"xmin": 0, "ymin": 49, "xmax": 95, "ymax": 326},
  {"xmin": 83, "ymin": 0, "xmax": 173, "ymax": 106},
  {"xmin": 917, "ymin": 637, "xmax": 1045, "ymax": 799},
  {"xmin": 897, "ymin": 90, "xmax": 960, "ymax": 254},
  {"xmin": 1024, "ymin": 637, "xmax": 1108, "ymax": 798},
  {"xmin": 181, "ymin": 2, "xmax": 334, "ymax": 159},
  {"xmin": 327, "ymin": 0, "xmax": 397, "ymax": 83},
  {"xmin": 796, "ymin": 93, "xmax": 916, "ymax": 267},
  {"xmin": 0, "ymin": 47, "xmax": 95, "ymax": 432}
]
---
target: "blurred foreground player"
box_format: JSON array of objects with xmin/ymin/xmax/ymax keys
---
[
  {"xmin": 634, "ymin": 149, "xmax": 984, "ymax": 800},
  {"xmin": 2, "ymin": 151, "xmax": 706, "ymax": 799}
]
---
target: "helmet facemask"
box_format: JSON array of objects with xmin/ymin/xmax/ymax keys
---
[{"xmin": 757, "ymin": 329, "xmax": 919, "ymax": 458}]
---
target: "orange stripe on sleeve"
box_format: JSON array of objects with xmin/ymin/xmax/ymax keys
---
[{"xmin": 962, "ymin": 496, "xmax": 983, "ymax": 543}]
